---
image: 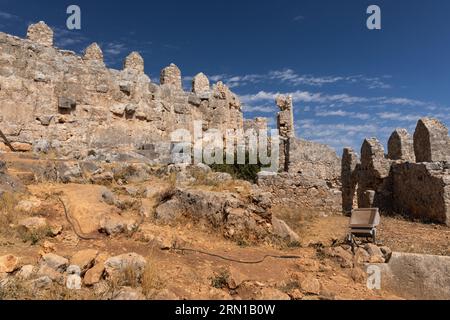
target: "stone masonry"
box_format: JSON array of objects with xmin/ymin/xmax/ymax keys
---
[
  {"xmin": 0, "ymin": 22, "xmax": 243, "ymax": 161},
  {"xmin": 342, "ymin": 117, "xmax": 450, "ymax": 226},
  {"xmin": 388, "ymin": 128, "xmax": 415, "ymax": 162}
]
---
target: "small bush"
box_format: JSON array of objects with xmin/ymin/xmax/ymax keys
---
[
  {"xmin": 18, "ymin": 226, "xmax": 53, "ymax": 245},
  {"xmin": 210, "ymin": 269, "xmax": 231, "ymax": 289}
]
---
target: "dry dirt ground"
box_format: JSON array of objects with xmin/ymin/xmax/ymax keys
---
[{"xmin": 0, "ymin": 156, "xmax": 449, "ymax": 300}]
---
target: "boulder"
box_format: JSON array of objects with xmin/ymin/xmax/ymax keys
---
[
  {"xmin": 15, "ymin": 197, "xmax": 42, "ymax": 213},
  {"xmin": 17, "ymin": 265, "xmax": 35, "ymax": 279},
  {"xmin": 31, "ymin": 276, "xmax": 53, "ymax": 289},
  {"xmin": 84, "ymin": 253, "xmax": 108, "ymax": 286},
  {"xmin": 11, "ymin": 142, "xmax": 32, "ymax": 152},
  {"xmin": 300, "ymin": 276, "xmax": 321, "ymax": 295},
  {"xmin": 155, "ymin": 198, "xmax": 184, "ymax": 223},
  {"xmin": 324, "ymin": 246, "xmax": 354, "ymax": 268},
  {"xmin": 113, "ymin": 287, "xmax": 146, "ymax": 300},
  {"xmin": 70, "ymin": 249, "xmax": 98, "ymax": 273},
  {"xmin": 0, "ymin": 255, "xmax": 20, "ymax": 273},
  {"xmin": 66, "ymin": 265, "xmax": 82, "ymax": 290},
  {"xmin": 255, "ymin": 287, "xmax": 291, "ymax": 300},
  {"xmin": 110, "ymin": 104, "xmax": 126, "ymax": 116},
  {"xmin": 378, "ymin": 252, "xmax": 450, "ymax": 300},
  {"xmin": 41, "ymin": 253, "xmax": 69, "ymax": 272},
  {"xmin": 272, "ymin": 218, "xmax": 300, "ymax": 243},
  {"xmin": 17, "ymin": 217, "xmax": 48, "ymax": 232},
  {"xmin": 104, "ymin": 253, "xmax": 147, "ymax": 281},
  {"xmin": 99, "ymin": 215, "xmax": 137, "ymax": 236}
]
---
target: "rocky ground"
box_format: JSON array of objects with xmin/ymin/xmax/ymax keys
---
[{"xmin": 0, "ymin": 153, "xmax": 448, "ymax": 300}]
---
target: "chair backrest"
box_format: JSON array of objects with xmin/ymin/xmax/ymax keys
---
[{"xmin": 350, "ymin": 208, "xmax": 380, "ymax": 228}]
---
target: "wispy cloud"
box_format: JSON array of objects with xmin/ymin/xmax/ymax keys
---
[
  {"xmin": 243, "ymin": 105, "xmax": 276, "ymax": 113},
  {"xmin": 240, "ymin": 90, "xmax": 370, "ymax": 105},
  {"xmin": 239, "ymin": 90, "xmax": 437, "ymax": 109},
  {"xmin": 53, "ymin": 26, "xmax": 89, "ymax": 50},
  {"xmin": 201, "ymin": 69, "xmax": 392, "ymax": 90},
  {"xmin": 0, "ymin": 11, "xmax": 20, "ymax": 21},
  {"xmin": 293, "ymin": 15, "xmax": 304, "ymax": 22},
  {"xmin": 103, "ymin": 42, "xmax": 127, "ymax": 56},
  {"xmin": 316, "ymin": 109, "xmax": 370, "ymax": 120}
]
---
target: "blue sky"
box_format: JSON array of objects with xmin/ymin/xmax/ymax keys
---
[{"xmin": 1, "ymin": 0, "xmax": 450, "ymax": 154}]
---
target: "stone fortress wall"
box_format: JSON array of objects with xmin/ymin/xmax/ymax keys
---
[
  {"xmin": 342, "ymin": 118, "xmax": 450, "ymax": 226},
  {"xmin": 0, "ymin": 21, "xmax": 343, "ymax": 216},
  {"xmin": 0, "ymin": 22, "xmax": 243, "ymax": 161}
]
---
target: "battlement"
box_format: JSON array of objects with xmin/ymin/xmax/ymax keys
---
[{"xmin": 0, "ymin": 22, "xmax": 243, "ymax": 158}]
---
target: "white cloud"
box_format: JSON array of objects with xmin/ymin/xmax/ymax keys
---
[
  {"xmin": 316, "ymin": 109, "xmax": 370, "ymax": 120},
  {"xmin": 0, "ymin": 11, "xmax": 20, "ymax": 21},
  {"xmin": 243, "ymin": 105, "xmax": 276, "ymax": 113},
  {"xmin": 239, "ymin": 90, "xmax": 438, "ymax": 110},
  {"xmin": 104, "ymin": 42, "xmax": 127, "ymax": 56},
  {"xmin": 201, "ymin": 69, "xmax": 392, "ymax": 90},
  {"xmin": 53, "ymin": 26, "xmax": 89, "ymax": 49},
  {"xmin": 239, "ymin": 90, "xmax": 369, "ymax": 105}
]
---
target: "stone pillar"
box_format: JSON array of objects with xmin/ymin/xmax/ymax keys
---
[
  {"xmin": 342, "ymin": 147, "xmax": 359, "ymax": 214},
  {"xmin": 357, "ymin": 138, "xmax": 391, "ymax": 208},
  {"xmin": 27, "ymin": 21, "xmax": 53, "ymax": 47},
  {"xmin": 124, "ymin": 52, "xmax": 144, "ymax": 73},
  {"xmin": 276, "ymin": 95, "xmax": 295, "ymax": 172},
  {"xmin": 83, "ymin": 43, "xmax": 104, "ymax": 64},
  {"xmin": 160, "ymin": 63, "xmax": 182, "ymax": 89},
  {"xmin": 413, "ymin": 118, "xmax": 450, "ymax": 162},
  {"xmin": 388, "ymin": 129, "xmax": 415, "ymax": 162},
  {"xmin": 192, "ymin": 73, "xmax": 210, "ymax": 94},
  {"xmin": 276, "ymin": 95, "xmax": 295, "ymax": 138}
]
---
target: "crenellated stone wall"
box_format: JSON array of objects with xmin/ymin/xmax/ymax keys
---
[
  {"xmin": 342, "ymin": 118, "xmax": 450, "ymax": 226},
  {"xmin": 0, "ymin": 22, "xmax": 243, "ymax": 161}
]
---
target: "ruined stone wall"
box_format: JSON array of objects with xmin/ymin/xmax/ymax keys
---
[
  {"xmin": 391, "ymin": 162, "xmax": 450, "ymax": 226},
  {"xmin": 0, "ymin": 22, "xmax": 243, "ymax": 160},
  {"xmin": 342, "ymin": 118, "xmax": 450, "ymax": 226},
  {"xmin": 255, "ymin": 96, "xmax": 342, "ymax": 216},
  {"xmin": 257, "ymin": 172, "xmax": 342, "ymax": 216}
]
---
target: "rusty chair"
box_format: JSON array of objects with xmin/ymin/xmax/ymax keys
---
[{"xmin": 346, "ymin": 208, "xmax": 380, "ymax": 244}]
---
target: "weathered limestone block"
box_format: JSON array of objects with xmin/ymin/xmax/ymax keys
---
[
  {"xmin": 289, "ymin": 138, "xmax": 341, "ymax": 182},
  {"xmin": 414, "ymin": 118, "xmax": 450, "ymax": 163},
  {"xmin": 124, "ymin": 52, "xmax": 144, "ymax": 73},
  {"xmin": 379, "ymin": 252, "xmax": 450, "ymax": 299},
  {"xmin": 83, "ymin": 43, "xmax": 104, "ymax": 63},
  {"xmin": 341, "ymin": 148, "xmax": 359, "ymax": 214},
  {"xmin": 160, "ymin": 63, "xmax": 182, "ymax": 89},
  {"xmin": 361, "ymin": 138, "xmax": 390, "ymax": 179},
  {"xmin": 357, "ymin": 138, "xmax": 391, "ymax": 209},
  {"xmin": 244, "ymin": 117, "xmax": 268, "ymax": 132},
  {"xmin": 276, "ymin": 95, "xmax": 295, "ymax": 171},
  {"xmin": 27, "ymin": 21, "xmax": 53, "ymax": 47},
  {"xmin": 392, "ymin": 162, "xmax": 450, "ymax": 226},
  {"xmin": 58, "ymin": 97, "xmax": 76, "ymax": 111},
  {"xmin": 388, "ymin": 129, "xmax": 415, "ymax": 162},
  {"xmin": 276, "ymin": 95, "xmax": 295, "ymax": 139},
  {"xmin": 192, "ymin": 73, "xmax": 210, "ymax": 94}
]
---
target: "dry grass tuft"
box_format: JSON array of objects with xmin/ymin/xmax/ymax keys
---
[
  {"xmin": 0, "ymin": 192, "xmax": 20, "ymax": 237},
  {"xmin": 141, "ymin": 259, "xmax": 164, "ymax": 298}
]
